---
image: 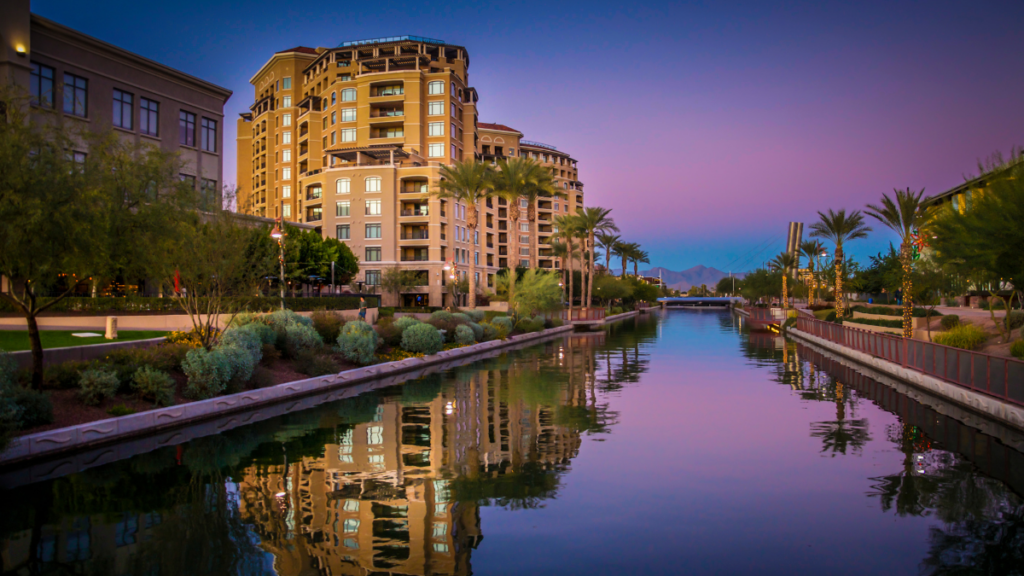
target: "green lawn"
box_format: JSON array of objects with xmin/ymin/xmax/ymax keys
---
[
  {"xmin": 0, "ymin": 330, "xmax": 168, "ymax": 352},
  {"xmin": 813, "ymin": 309, "xmax": 835, "ymax": 320}
]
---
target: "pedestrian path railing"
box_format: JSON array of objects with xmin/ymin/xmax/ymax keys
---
[
  {"xmin": 750, "ymin": 307, "xmax": 788, "ymax": 323},
  {"xmin": 562, "ymin": 308, "xmax": 606, "ymax": 322},
  {"xmin": 795, "ymin": 316, "xmax": 1024, "ymax": 407}
]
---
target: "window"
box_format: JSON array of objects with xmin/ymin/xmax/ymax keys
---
[
  {"xmin": 365, "ymin": 200, "xmax": 381, "ymax": 215},
  {"xmin": 334, "ymin": 179, "xmax": 349, "ymax": 195},
  {"xmin": 283, "ymin": 95, "xmax": 292, "ymax": 107},
  {"xmin": 428, "ymin": 101, "xmax": 443, "ymax": 115},
  {"xmin": 451, "ymin": 123, "xmax": 456, "ymax": 137},
  {"xmin": 451, "ymin": 81, "xmax": 456, "ymax": 95},
  {"xmin": 282, "ymin": 113, "xmax": 291, "ymax": 126},
  {"xmin": 336, "ymin": 224, "xmax": 350, "ymax": 239},
  {"xmin": 474, "ymin": 230, "xmax": 479, "ymax": 244},
  {"xmin": 331, "ymin": 92, "xmax": 336, "ymax": 105},
  {"xmin": 554, "ymin": 202, "xmax": 559, "ymax": 211},
  {"xmin": 428, "ymin": 122, "xmax": 444, "ymax": 136},
  {"xmin": 519, "ymin": 223, "xmax": 529, "ymax": 232},
  {"xmin": 509, "ymin": 148, "xmax": 515, "ymax": 156},
  {"xmin": 365, "ymin": 177, "xmax": 381, "ymax": 192},
  {"xmin": 282, "ymin": 131, "xmax": 292, "ymax": 144},
  {"xmin": 341, "ymin": 88, "xmax": 356, "ymax": 101},
  {"xmin": 140, "ymin": 98, "xmax": 159, "ymax": 136},
  {"xmin": 451, "ymin": 144, "xmax": 457, "ymax": 159},
  {"xmin": 72, "ymin": 151, "xmax": 87, "ymax": 166},
  {"xmin": 520, "ymin": 259, "xmax": 529, "ymax": 267},
  {"xmin": 282, "ymin": 185, "xmax": 291, "ymax": 198},
  {"xmin": 365, "ymin": 270, "xmax": 381, "ymax": 285},
  {"xmin": 201, "ymin": 118, "xmax": 217, "ymax": 152},
  {"xmin": 475, "ymin": 252, "xmax": 479, "ymax": 265},
  {"xmin": 428, "ymin": 81, "xmax": 443, "ymax": 94},
  {"xmin": 341, "ymin": 128, "xmax": 356, "ymax": 142},
  {"xmin": 63, "ymin": 73, "xmax": 88, "ymax": 117},
  {"xmin": 30, "ymin": 63, "xmax": 55, "ymax": 108},
  {"xmin": 343, "ymin": 518, "xmax": 360, "ymax": 533},
  {"xmin": 341, "ymin": 108, "xmax": 356, "ymax": 122},
  {"xmin": 365, "ymin": 223, "xmax": 381, "ymax": 238},
  {"xmin": 179, "ymin": 111, "xmax": 196, "ymax": 146},
  {"xmin": 331, "ymin": 131, "xmax": 337, "ymax": 145},
  {"xmin": 450, "ymin": 102, "xmax": 457, "ymax": 118},
  {"xmin": 283, "ymin": 167, "xmax": 291, "ymax": 180},
  {"xmin": 112, "ymin": 89, "xmax": 133, "ymax": 129},
  {"xmin": 283, "ymin": 204, "xmax": 292, "ymax": 218},
  {"xmin": 200, "ymin": 179, "xmax": 218, "ymax": 209},
  {"xmin": 520, "ymin": 199, "xmax": 529, "ymax": 209},
  {"xmin": 365, "ymin": 247, "xmax": 381, "ymax": 262},
  {"xmin": 179, "ymin": 174, "xmax": 195, "ymax": 188},
  {"xmin": 282, "ymin": 149, "xmax": 291, "ymax": 162},
  {"xmin": 336, "ymin": 200, "xmax": 350, "ymax": 216},
  {"xmin": 520, "ymin": 247, "xmax": 530, "ymax": 255},
  {"xmin": 282, "ymin": 77, "xmax": 292, "ymax": 89},
  {"xmin": 330, "ymin": 111, "xmax": 336, "ymax": 125},
  {"xmin": 428, "ymin": 143, "xmax": 443, "ymax": 157},
  {"xmin": 519, "ymin": 235, "xmax": 529, "ymax": 243}
]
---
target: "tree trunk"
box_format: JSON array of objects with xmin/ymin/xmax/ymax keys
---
[
  {"xmin": 621, "ymin": 254, "xmax": 628, "ymax": 278},
  {"xmin": 587, "ymin": 232, "xmax": 596, "ymax": 308},
  {"xmin": 633, "ymin": 260, "xmax": 638, "ymax": 277},
  {"xmin": 834, "ymin": 245, "xmax": 845, "ymax": 318},
  {"xmin": 26, "ymin": 313, "xmax": 44, "ymax": 389},
  {"xmin": 604, "ymin": 249, "xmax": 611, "ymax": 275},
  {"xmin": 900, "ymin": 241, "xmax": 913, "ymax": 338},
  {"xmin": 567, "ymin": 238, "xmax": 574, "ymax": 309},
  {"xmin": 527, "ymin": 202, "xmax": 537, "ymax": 269},
  {"xmin": 507, "ymin": 202, "xmax": 520, "ymax": 307},
  {"xmin": 781, "ymin": 274, "xmax": 788, "ymax": 309},
  {"xmin": 467, "ymin": 205, "xmax": 479, "ymax": 308},
  {"xmin": 809, "ymin": 264, "xmax": 816, "ymax": 306}
]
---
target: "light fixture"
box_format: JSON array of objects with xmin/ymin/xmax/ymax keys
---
[
  {"xmin": 15, "ymin": 44, "xmax": 27, "ymax": 56},
  {"xmin": 270, "ymin": 225, "xmax": 283, "ymax": 240}
]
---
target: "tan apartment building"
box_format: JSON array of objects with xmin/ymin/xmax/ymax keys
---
[
  {"xmin": 0, "ymin": 1, "xmax": 232, "ymax": 205},
  {"xmin": 236, "ymin": 36, "xmax": 585, "ymax": 306}
]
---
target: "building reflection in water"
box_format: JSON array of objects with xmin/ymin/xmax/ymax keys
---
[{"xmin": 1, "ymin": 328, "xmax": 634, "ymax": 576}]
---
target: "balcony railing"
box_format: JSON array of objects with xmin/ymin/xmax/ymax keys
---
[
  {"xmin": 306, "ymin": 191, "xmax": 322, "ymax": 201},
  {"xmin": 401, "ymin": 255, "xmax": 430, "ymax": 262},
  {"xmin": 400, "ymin": 209, "xmax": 429, "ymax": 217},
  {"xmin": 401, "ymin": 230, "xmax": 429, "ymax": 240},
  {"xmin": 306, "ymin": 213, "xmax": 323, "ymax": 222}
]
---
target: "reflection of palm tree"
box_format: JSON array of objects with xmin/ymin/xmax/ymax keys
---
[
  {"xmin": 920, "ymin": 506, "xmax": 1024, "ymax": 574},
  {"xmin": 809, "ymin": 417, "xmax": 871, "ymax": 456}
]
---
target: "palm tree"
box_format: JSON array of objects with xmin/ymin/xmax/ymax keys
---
[
  {"xmin": 613, "ymin": 241, "xmax": 634, "ymax": 278},
  {"xmin": 769, "ymin": 252, "xmax": 798, "ymax": 309},
  {"xmin": 433, "ymin": 160, "xmax": 495, "ymax": 308},
  {"xmin": 491, "ymin": 158, "xmax": 552, "ymax": 303},
  {"xmin": 555, "ymin": 214, "xmax": 581, "ymax": 307},
  {"xmin": 809, "ymin": 209, "xmax": 871, "ymax": 318},
  {"xmin": 597, "ymin": 232, "xmax": 621, "ymax": 275},
  {"xmin": 800, "ymin": 240, "xmax": 826, "ymax": 305},
  {"xmin": 631, "ymin": 248, "xmax": 650, "ymax": 278},
  {"xmin": 576, "ymin": 207, "xmax": 619, "ymax": 308},
  {"xmin": 522, "ymin": 175, "xmax": 561, "ymax": 268},
  {"xmin": 865, "ymin": 188, "xmax": 934, "ymax": 338},
  {"xmin": 550, "ymin": 239, "xmax": 569, "ymax": 302}
]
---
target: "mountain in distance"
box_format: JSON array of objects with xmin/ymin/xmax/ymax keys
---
[{"xmin": 638, "ymin": 265, "xmax": 747, "ymax": 292}]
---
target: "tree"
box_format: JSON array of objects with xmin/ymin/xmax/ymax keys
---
[
  {"xmin": 632, "ymin": 248, "xmax": 650, "ymax": 277},
  {"xmin": 380, "ymin": 267, "xmax": 421, "ymax": 305},
  {"xmin": 433, "ymin": 160, "xmax": 496, "ymax": 307},
  {"xmin": 739, "ymin": 268, "xmax": 782, "ymax": 304},
  {"xmin": 800, "ymin": 240, "xmax": 826, "ymax": 305},
  {"xmin": 613, "ymin": 241, "xmax": 634, "ymax": 278},
  {"xmin": 593, "ymin": 275, "xmax": 632, "ymax": 305},
  {"xmin": 491, "ymin": 157, "xmax": 551, "ymax": 303},
  {"xmin": 0, "ymin": 92, "xmax": 194, "ymax": 387},
  {"xmin": 521, "ymin": 170, "xmax": 561, "ymax": 268},
  {"xmin": 597, "ymin": 232, "xmax": 621, "ymax": 275},
  {"xmin": 576, "ymin": 207, "xmax": 619, "ymax": 308},
  {"xmin": 769, "ymin": 252, "xmax": 798, "ymax": 309},
  {"xmin": 555, "ymin": 214, "xmax": 582, "ymax": 307},
  {"xmin": 510, "ymin": 269, "xmax": 563, "ymax": 316},
  {"xmin": 550, "ymin": 239, "xmax": 570, "ymax": 303},
  {"xmin": 715, "ymin": 276, "xmax": 736, "ymax": 296},
  {"xmin": 809, "ymin": 209, "xmax": 871, "ymax": 318},
  {"xmin": 283, "ymin": 226, "xmax": 357, "ymax": 294},
  {"xmin": 865, "ymin": 188, "xmax": 935, "ymax": 337}
]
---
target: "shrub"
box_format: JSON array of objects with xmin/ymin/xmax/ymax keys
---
[
  {"xmin": 181, "ymin": 348, "xmax": 230, "ymax": 399},
  {"xmin": 166, "ymin": 327, "xmax": 216, "ymax": 347},
  {"xmin": 933, "ymin": 324, "xmax": 988, "ymax": 351},
  {"xmin": 132, "ymin": 366, "xmax": 176, "ymax": 407},
  {"xmin": 261, "ymin": 343, "xmax": 281, "ymax": 364},
  {"xmin": 940, "ymin": 315, "xmax": 961, "ymax": 330},
  {"xmin": 531, "ymin": 318, "xmax": 547, "ymax": 332},
  {"xmin": 44, "ymin": 360, "xmax": 90, "ymax": 390},
  {"xmin": 147, "ymin": 343, "xmax": 192, "ymax": 372},
  {"xmin": 430, "ymin": 310, "xmax": 453, "ymax": 322},
  {"xmin": 336, "ymin": 321, "xmax": 379, "ymax": 365},
  {"xmin": 295, "ymin": 349, "xmax": 340, "ymax": 376},
  {"xmin": 78, "ymin": 369, "xmax": 120, "ymax": 405},
  {"xmin": 0, "ymin": 351, "xmax": 19, "ymax": 389},
  {"xmin": 466, "ymin": 322, "xmax": 484, "ymax": 342},
  {"xmin": 266, "ymin": 309, "xmax": 312, "ymax": 330},
  {"xmin": 401, "ymin": 323, "xmax": 444, "ymax": 355},
  {"xmin": 220, "ymin": 345, "xmax": 257, "ymax": 385},
  {"xmin": 374, "ymin": 317, "xmax": 403, "ymax": 348},
  {"xmin": 249, "ymin": 367, "xmax": 276, "ymax": 389},
  {"xmin": 455, "ymin": 324, "xmax": 476, "ymax": 345},
  {"xmin": 551, "ymin": 318, "xmax": 564, "ymax": 328},
  {"xmin": 311, "ymin": 310, "xmax": 346, "ymax": 343},
  {"xmin": 378, "ymin": 307, "xmax": 396, "ymax": 317},
  {"xmin": 480, "ymin": 322, "xmax": 498, "ymax": 341},
  {"xmin": 11, "ymin": 387, "xmax": 54, "ymax": 429},
  {"xmin": 230, "ymin": 312, "xmax": 263, "ymax": 327},
  {"xmin": 1008, "ymin": 311, "xmax": 1024, "ymax": 331},
  {"xmin": 464, "ymin": 309, "xmax": 485, "ymax": 322},
  {"xmin": 283, "ymin": 323, "xmax": 324, "ymax": 358},
  {"xmin": 491, "ymin": 316, "xmax": 513, "ymax": 333},
  {"xmin": 1011, "ymin": 340, "xmax": 1024, "ymax": 360},
  {"xmin": 220, "ymin": 326, "xmax": 264, "ymax": 366},
  {"xmin": 825, "ymin": 311, "xmax": 838, "ymax": 323},
  {"xmin": 611, "ymin": 306, "xmax": 624, "ymax": 315},
  {"xmin": 106, "ymin": 404, "xmax": 136, "ymax": 417},
  {"xmin": 452, "ymin": 312, "xmax": 471, "ymax": 324},
  {"xmin": 515, "ymin": 318, "xmax": 535, "ymax": 333},
  {"xmin": 394, "ymin": 316, "xmax": 421, "ymax": 332}
]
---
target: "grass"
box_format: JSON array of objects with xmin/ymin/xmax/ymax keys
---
[
  {"xmin": 844, "ymin": 317, "xmax": 903, "ymax": 329},
  {"xmin": 813, "ymin": 309, "xmax": 835, "ymax": 320},
  {"xmin": 0, "ymin": 330, "xmax": 168, "ymax": 352}
]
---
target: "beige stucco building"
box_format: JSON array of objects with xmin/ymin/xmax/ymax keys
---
[{"xmin": 236, "ymin": 36, "xmax": 584, "ymax": 306}]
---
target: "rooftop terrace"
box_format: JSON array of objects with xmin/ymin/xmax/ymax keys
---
[{"xmin": 339, "ymin": 35, "xmax": 446, "ymax": 48}]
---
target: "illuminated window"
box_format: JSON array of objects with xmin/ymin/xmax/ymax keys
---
[
  {"xmin": 341, "ymin": 108, "xmax": 356, "ymax": 122},
  {"xmin": 428, "ymin": 122, "xmax": 444, "ymax": 136},
  {"xmin": 365, "ymin": 177, "xmax": 381, "ymax": 192},
  {"xmin": 429, "ymin": 101, "xmax": 443, "ymax": 115},
  {"xmin": 428, "ymin": 143, "xmax": 443, "ymax": 157},
  {"xmin": 337, "ymin": 178, "xmax": 350, "ymax": 194},
  {"xmin": 428, "ymin": 81, "xmax": 443, "ymax": 94}
]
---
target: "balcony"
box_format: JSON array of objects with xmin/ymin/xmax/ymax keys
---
[
  {"xmin": 370, "ymin": 107, "xmax": 405, "ymax": 119},
  {"xmin": 401, "ymin": 251, "xmax": 429, "ymax": 262},
  {"xmin": 401, "ymin": 230, "xmax": 429, "ymax": 240},
  {"xmin": 487, "ymin": 242, "xmax": 494, "ymax": 249},
  {"xmin": 306, "ymin": 188, "xmax": 322, "ymax": 201},
  {"xmin": 401, "ymin": 181, "xmax": 429, "ymax": 194},
  {"xmin": 400, "ymin": 208, "xmax": 429, "ymax": 217}
]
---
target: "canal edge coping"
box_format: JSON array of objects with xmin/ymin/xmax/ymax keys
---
[
  {"xmin": 787, "ymin": 327, "xmax": 1024, "ymax": 433},
  {"xmin": 0, "ymin": 324, "xmax": 577, "ymax": 465}
]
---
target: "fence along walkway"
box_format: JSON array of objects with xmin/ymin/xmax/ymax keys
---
[{"xmin": 795, "ymin": 316, "xmax": 1024, "ymax": 408}]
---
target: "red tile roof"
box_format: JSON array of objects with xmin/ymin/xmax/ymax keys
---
[
  {"xmin": 276, "ymin": 46, "xmax": 318, "ymax": 55},
  {"xmin": 479, "ymin": 122, "xmax": 520, "ymax": 134}
]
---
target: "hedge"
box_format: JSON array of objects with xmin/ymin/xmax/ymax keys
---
[
  {"xmin": 844, "ymin": 317, "xmax": 903, "ymax": 329},
  {"xmin": 850, "ymin": 305, "xmax": 942, "ymax": 318},
  {"xmin": 0, "ymin": 295, "xmax": 381, "ymax": 315}
]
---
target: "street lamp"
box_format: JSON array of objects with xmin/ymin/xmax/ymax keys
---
[{"xmin": 270, "ymin": 222, "xmax": 286, "ymax": 310}]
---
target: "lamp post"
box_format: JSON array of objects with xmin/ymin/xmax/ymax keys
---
[{"xmin": 270, "ymin": 221, "xmax": 286, "ymax": 310}]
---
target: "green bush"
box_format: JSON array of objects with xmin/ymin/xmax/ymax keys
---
[
  {"xmin": 44, "ymin": 360, "xmax": 90, "ymax": 389},
  {"xmin": 311, "ymin": 310, "xmax": 346, "ymax": 343},
  {"xmin": 106, "ymin": 404, "xmax": 136, "ymax": 416},
  {"xmin": 550, "ymin": 318, "xmax": 564, "ymax": 328},
  {"xmin": 430, "ymin": 310, "xmax": 453, "ymax": 322},
  {"xmin": 1010, "ymin": 340, "xmax": 1024, "ymax": 359},
  {"xmin": 378, "ymin": 307, "xmax": 396, "ymax": 317},
  {"xmin": 531, "ymin": 318, "xmax": 547, "ymax": 332},
  {"xmin": 181, "ymin": 348, "xmax": 230, "ymax": 399},
  {"xmin": 451, "ymin": 312, "xmax": 471, "ymax": 323},
  {"xmin": 266, "ymin": 309, "xmax": 313, "ymax": 330},
  {"xmin": 850, "ymin": 305, "xmax": 941, "ymax": 318},
  {"xmin": 283, "ymin": 323, "xmax": 323, "ymax": 358},
  {"xmin": 940, "ymin": 315, "xmax": 961, "ymax": 331},
  {"xmin": 336, "ymin": 320, "xmax": 379, "ymax": 365},
  {"xmin": 0, "ymin": 353, "xmax": 23, "ymax": 452},
  {"xmin": 393, "ymin": 316, "xmax": 421, "ymax": 332},
  {"xmin": 466, "ymin": 322, "xmax": 484, "ymax": 342},
  {"xmin": 480, "ymin": 322, "xmax": 498, "ymax": 341},
  {"xmin": 0, "ymin": 351, "xmax": 19, "ymax": 389},
  {"xmin": 374, "ymin": 317, "xmax": 403, "ymax": 348},
  {"xmin": 1008, "ymin": 311, "xmax": 1024, "ymax": 330},
  {"xmin": 464, "ymin": 309, "xmax": 485, "ymax": 322},
  {"xmin": 455, "ymin": 324, "xmax": 476, "ymax": 345},
  {"xmin": 220, "ymin": 326, "xmax": 264, "ymax": 366},
  {"xmin": 78, "ymin": 368, "xmax": 120, "ymax": 405},
  {"xmin": 401, "ymin": 323, "xmax": 444, "ymax": 355},
  {"xmin": 294, "ymin": 349, "xmax": 340, "ymax": 376},
  {"xmin": 132, "ymin": 366, "xmax": 176, "ymax": 407},
  {"xmin": 933, "ymin": 324, "xmax": 988, "ymax": 351},
  {"xmin": 491, "ymin": 316, "xmax": 513, "ymax": 333},
  {"xmin": 219, "ymin": 345, "xmax": 257, "ymax": 384},
  {"xmin": 611, "ymin": 306, "xmax": 624, "ymax": 315},
  {"xmin": 844, "ymin": 317, "xmax": 903, "ymax": 329},
  {"xmin": 825, "ymin": 311, "xmax": 838, "ymax": 322},
  {"xmin": 11, "ymin": 387, "xmax": 54, "ymax": 429}
]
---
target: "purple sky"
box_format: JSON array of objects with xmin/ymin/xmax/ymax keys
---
[{"xmin": 33, "ymin": 0, "xmax": 1024, "ymax": 271}]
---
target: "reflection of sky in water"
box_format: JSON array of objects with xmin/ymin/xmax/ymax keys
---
[{"xmin": 1, "ymin": 310, "xmax": 1021, "ymax": 575}]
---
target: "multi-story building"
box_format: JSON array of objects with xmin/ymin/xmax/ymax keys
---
[
  {"xmin": 236, "ymin": 36, "xmax": 585, "ymax": 306},
  {"xmin": 0, "ymin": 0, "xmax": 232, "ymax": 202}
]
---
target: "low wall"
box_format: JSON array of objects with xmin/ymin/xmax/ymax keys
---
[
  {"xmin": 0, "ymin": 323, "xmax": 574, "ymax": 469},
  {"xmin": 7, "ymin": 338, "xmax": 167, "ymax": 370},
  {"xmin": 788, "ymin": 327, "xmax": 1024, "ymax": 432},
  {"xmin": 0, "ymin": 308, "xmax": 378, "ymax": 332}
]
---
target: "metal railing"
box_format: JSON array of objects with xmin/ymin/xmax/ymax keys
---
[
  {"xmin": 795, "ymin": 316, "xmax": 1024, "ymax": 407},
  {"xmin": 400, "ymin": 209, "xmax": 429, "ymax": 217},
  {"xmin": 561, "ymin": 308, "xmax": 606, "ymax": 322},
  {"xmin": 749, "ymin": 307, "xmax": 788, "ymax": 323},
  {"xmin": 401, "ymin": 231, "xmax": 429, "ymax": 240}
]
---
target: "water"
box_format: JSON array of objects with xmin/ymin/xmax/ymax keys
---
[{"xmin": 2, "ymin": 311, "xmax": 1023, "ymax": 575}]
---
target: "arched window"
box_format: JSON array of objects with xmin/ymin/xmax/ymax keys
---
[
  {"xmin": 451, "ymin": 81, "xmax": 456, "ymax": 95},
  {"xmin": 337, "ymin": 178, "xmax": 350, "ymax": 194},
  {"xmin": 341, "ymin": 88, "xmax": 356, "ymax": 101},
  {"xmin": 365, "ymin": 177, "xmax": 381, "ymax": 193},
  {"xmin": 428, "ymin": 81, "xmax": 443, "ymax": 95},
  {"xmin": 331, "ymin": 92, "xmax": 336, "ymax": 105}
]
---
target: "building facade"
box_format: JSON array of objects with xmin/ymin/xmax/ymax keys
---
[{"xmin": 236, "ymin": 36, "xmax": 584, "ymax": 306}]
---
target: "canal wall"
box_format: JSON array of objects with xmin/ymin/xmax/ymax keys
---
[{"xmin": 787, "ymin": 327, "xmax": 1024, "ymax": 433}]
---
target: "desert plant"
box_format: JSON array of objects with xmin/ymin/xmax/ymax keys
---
[
  {"xmin": 336, "ymin": 320, "xmax": 379, "ymax": 365},
  {"xmin": 106, "ymin": 404, "xmax": 136, "ymax": 416},
  {"xmin": 294, "ymin": 350, "xmax": 340, "ymax": 376},
  {"xmin": 491, "ymin": 316, "xmax": 513, "ymax": 333},
  {"xmin": 181, "ymin": 348, "xmax": 231, "ymax": 400},
  {"xmin": 220, "ymin": 326, "xmax": 264, "ymax": 366},
  {"xmin": 430, "ymin": 310, "xmax": 453, "ymax": 322},
  {"xmin": 44, "ymin": 360, "xmax": 90, "ymax": 389},
  {"xmin": 455, "ymin": 324, "xmax": 476, "ymax": 345},
  {"xmin": 11, "ymin": 387, "xmax": 54, "ymax": 429},
  {"xmin": 940, "ymin": 315, "xmax": 961, "ymax": 331},
  {"xmin": 480, "ymin": 322, "xmax": 498, "ymax": 341},
  {"xmin": 283, "ymin": 323, "xmax": 323, "ymax": 358},
  {"xmin": 810, "ymin": 208, "xmax": 871, "ymax": 319},
  {"xmin": 1011, "ymin": 340, "xmax": 1024, "ymax": 359},
  {"xmin": 311, "ymin": 309, "xmax": 345, "ymax": 342},
  {"xmin": 1008, "ymin": 311, "xmax": 1024, "ymax": 330},
  {"xmin": 401, "ymin": 323, "xmax": 444, "ymax": 355},
  {"xmin": 132, "ymin": 366, "xmax": 176, "ymax": 407},
  {"xmin": 464, "ymin": 309, "xmax": 485, "ymax": 322},
  {"xmin": 79, "ymin": 368, "xmax": 120, "ymax": 405},
  {"xmin": 393, "ymin": 316, "xmax": 421, "ymax": 332},
  {"xmin": 466, "ymin": 322, "xmax": 484, "ymax": 342},
  {"xmin": 266, "ymin": 309, "xmax": 312, "ymax": 329},
  {"xmin": 374, "ymin": 317, "xmax": 403, "ymax": 348},
  {"xmin": 451, "ymin": 312, "xmax": 472, "ymax": 323},
  {"xmin": 933, "ymin": 324, "xmax": 988, "ymax": 350}
]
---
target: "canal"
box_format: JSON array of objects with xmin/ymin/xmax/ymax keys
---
[{"xmin": 2, "ymin": 310, "xmax": 1022, "ymax": 575}]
